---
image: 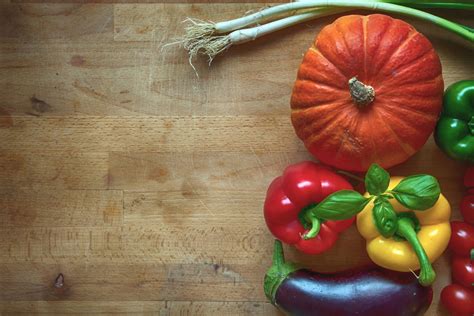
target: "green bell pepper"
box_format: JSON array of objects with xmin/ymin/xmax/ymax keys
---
[{"xmin": 435, "ymin": 80, "xmax": 474, "ymax": 163}]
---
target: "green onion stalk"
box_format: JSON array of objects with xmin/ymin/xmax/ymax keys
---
[{"xmin": 176, "ymin": 0, "xmax": 474, "ymax": 65}]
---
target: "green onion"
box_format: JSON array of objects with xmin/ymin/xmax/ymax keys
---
[
  {"xmin": 377, "ymin": 0, "xmax": 474, "ymax": 10},
  {"xmin": 177, "ymin": 0, "xmax": 474, "ymax": 66},
  {"xmin": 185, "ymin": 8, "xmax": 347, "ymax": 65}
]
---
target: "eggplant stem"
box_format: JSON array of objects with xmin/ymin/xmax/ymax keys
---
[
  {"xmin": 272, "ymin": 239, "xmax": 286, "ymax": 267},
  {"xmin": 264, "ymin": 240, "xmax": 299, "ymax": 302}
]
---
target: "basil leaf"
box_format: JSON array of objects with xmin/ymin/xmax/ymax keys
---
[
  {"xmin": 314, "ymin": 190, "xmax": 371, "ymax": 220},
  {"xmin": 373, "ymin": 197, "xmax": 398, "ymax": 238},
  {"xmin": 365, "ymin": 163, "xmax": 390, "ymax": 196},
  {"xmin": 390, "ymin": 175, "xmax": 441, "ymax": 210}
]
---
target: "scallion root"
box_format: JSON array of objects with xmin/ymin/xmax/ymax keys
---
[
  {"xmin": 181, "ymin": 18, "xmax": 217, "ymax": 48},
  {"xmin": 186, "ymin": 35, "xmax": 232, "ymax": 66},
  {"xmin": 162, "ymin": 18, "xmax": 219, "ymax": 75}
]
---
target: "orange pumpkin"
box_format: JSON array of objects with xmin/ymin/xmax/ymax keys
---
[{"xmin": 291, "ymin": 14, "xmax": 444, "ymax": 172}]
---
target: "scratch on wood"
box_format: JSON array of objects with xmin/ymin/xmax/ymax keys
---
[
  {"xmin": 50, "ymin": 164, "xmax": 65, "ymax": 181},
  {"xmin": 48, "ymin": 230, "xmax": 52, "ymax": 256},
  {"xmin": 73, "ymin": 80, "xmax": 107, "ymax": 101},
  {"xmin": 89, "ymin": 231, "xmax": 93, "ymax": 251},
  {"xmin": 251, "ymin": 147, "xmax": 265, "ymax": 178},
  {"xmin": 25, "ymin": 111, "xmax": 41, "ymax": 117},
  {"xmin": 99, "ymin": 15, "xmax": 113, "ymax": 33},
  {"xmin": 198, "ymin": 199, "xmax": 214, "ymax": 216}
]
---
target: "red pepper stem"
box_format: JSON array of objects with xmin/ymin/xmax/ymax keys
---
[
  {"xmin": 336, "ymin": 170, "xmax": 365, "ymax": 183},
  {"xmin": 303, "ymin": 215, "xmax": 321, "ymax": 240}
]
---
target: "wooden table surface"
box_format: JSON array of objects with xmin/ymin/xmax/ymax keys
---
[{"xmin": 0, "ymin": 1, "xmax": 472, "ymax": 315}]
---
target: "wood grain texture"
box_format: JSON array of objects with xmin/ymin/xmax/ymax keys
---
[
  {"xmin": 0, "ymin": 151, "xmax": 109, "ymax": 190},
  {"xmin": 0, "ymin": 2, "xmax": 472, "ymax": 315},
  {"xmin": 0, "ymin": 188, "xmax": 123, "ymax": 227},
  {"xmin": 0, "ymin": 301, "xmax": 275, "ymax": 315},
  {"xmin": 0, "ymin": 117, "xmax": 301, "ymax": 152}
]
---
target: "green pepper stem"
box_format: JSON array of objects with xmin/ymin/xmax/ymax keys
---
[
  {"xmin": 263, "ymin": 240, "xmax": 298, "ymax": 302},
  {"xmin": 396, "ymin": 217, "xmax": 436, "ymax": 286},
  {"xmin": 303, "ymin": 215, "xmax": 321, "ymax": 239}
]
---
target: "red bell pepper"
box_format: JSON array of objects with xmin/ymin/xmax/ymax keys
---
[{"xmin": 263, "ymin": 161, "xmax": 354, "ymax": 255}]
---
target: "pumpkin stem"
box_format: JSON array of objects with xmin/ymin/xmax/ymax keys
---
[{"xmin": 348, "ymin": 77, "xmax": 375, "ymax": 107}]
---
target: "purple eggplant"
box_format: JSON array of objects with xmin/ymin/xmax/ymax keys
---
[{"xmin": 264, "ymin": 240, "xmax": 433, "ymax": 316}]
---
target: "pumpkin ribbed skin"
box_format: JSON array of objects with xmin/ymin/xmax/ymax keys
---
[{"xmin": 291, "ymin": 14, "xmax": 444, "ymax": 172}]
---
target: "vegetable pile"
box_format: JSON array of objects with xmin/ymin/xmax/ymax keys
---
[
  {"xmin": 264, "ymin": 162, "xmax": 450, "ymax": 286},
  {"xmin": 174, "ymin": 1, "xmax": 473, "ymax": 314},
  {"xmin": 440, "ymin": 167, "xmax": 474, "ymax": 316}
]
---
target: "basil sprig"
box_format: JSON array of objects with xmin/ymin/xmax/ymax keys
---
[
  {"xmin": 311, "ymin": 164, "xmax": 442, "ymax": 228},
  {"xmin": 389, "ymin": 175, "xmax": 441, "ymax": 210},
  {"xmin": 313, "ymin": 190, "xmax": 372, "ymax": 220},
  {"xmin": 373, "ymin": 196, "xmax": 398, "ymax": 237},
  {"xmin": 365, "ymin": 163, "xmax": 390, "ymax": 196}
]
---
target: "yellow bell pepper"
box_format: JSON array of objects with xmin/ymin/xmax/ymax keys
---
[{"xmin": 357, "ymin": 177, "xmax": 451, "ymax": 286}]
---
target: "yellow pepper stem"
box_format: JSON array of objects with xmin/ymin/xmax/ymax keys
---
[{"xmin": 396, "ymin": 216, "xmax": 436, "ymax": 286}]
